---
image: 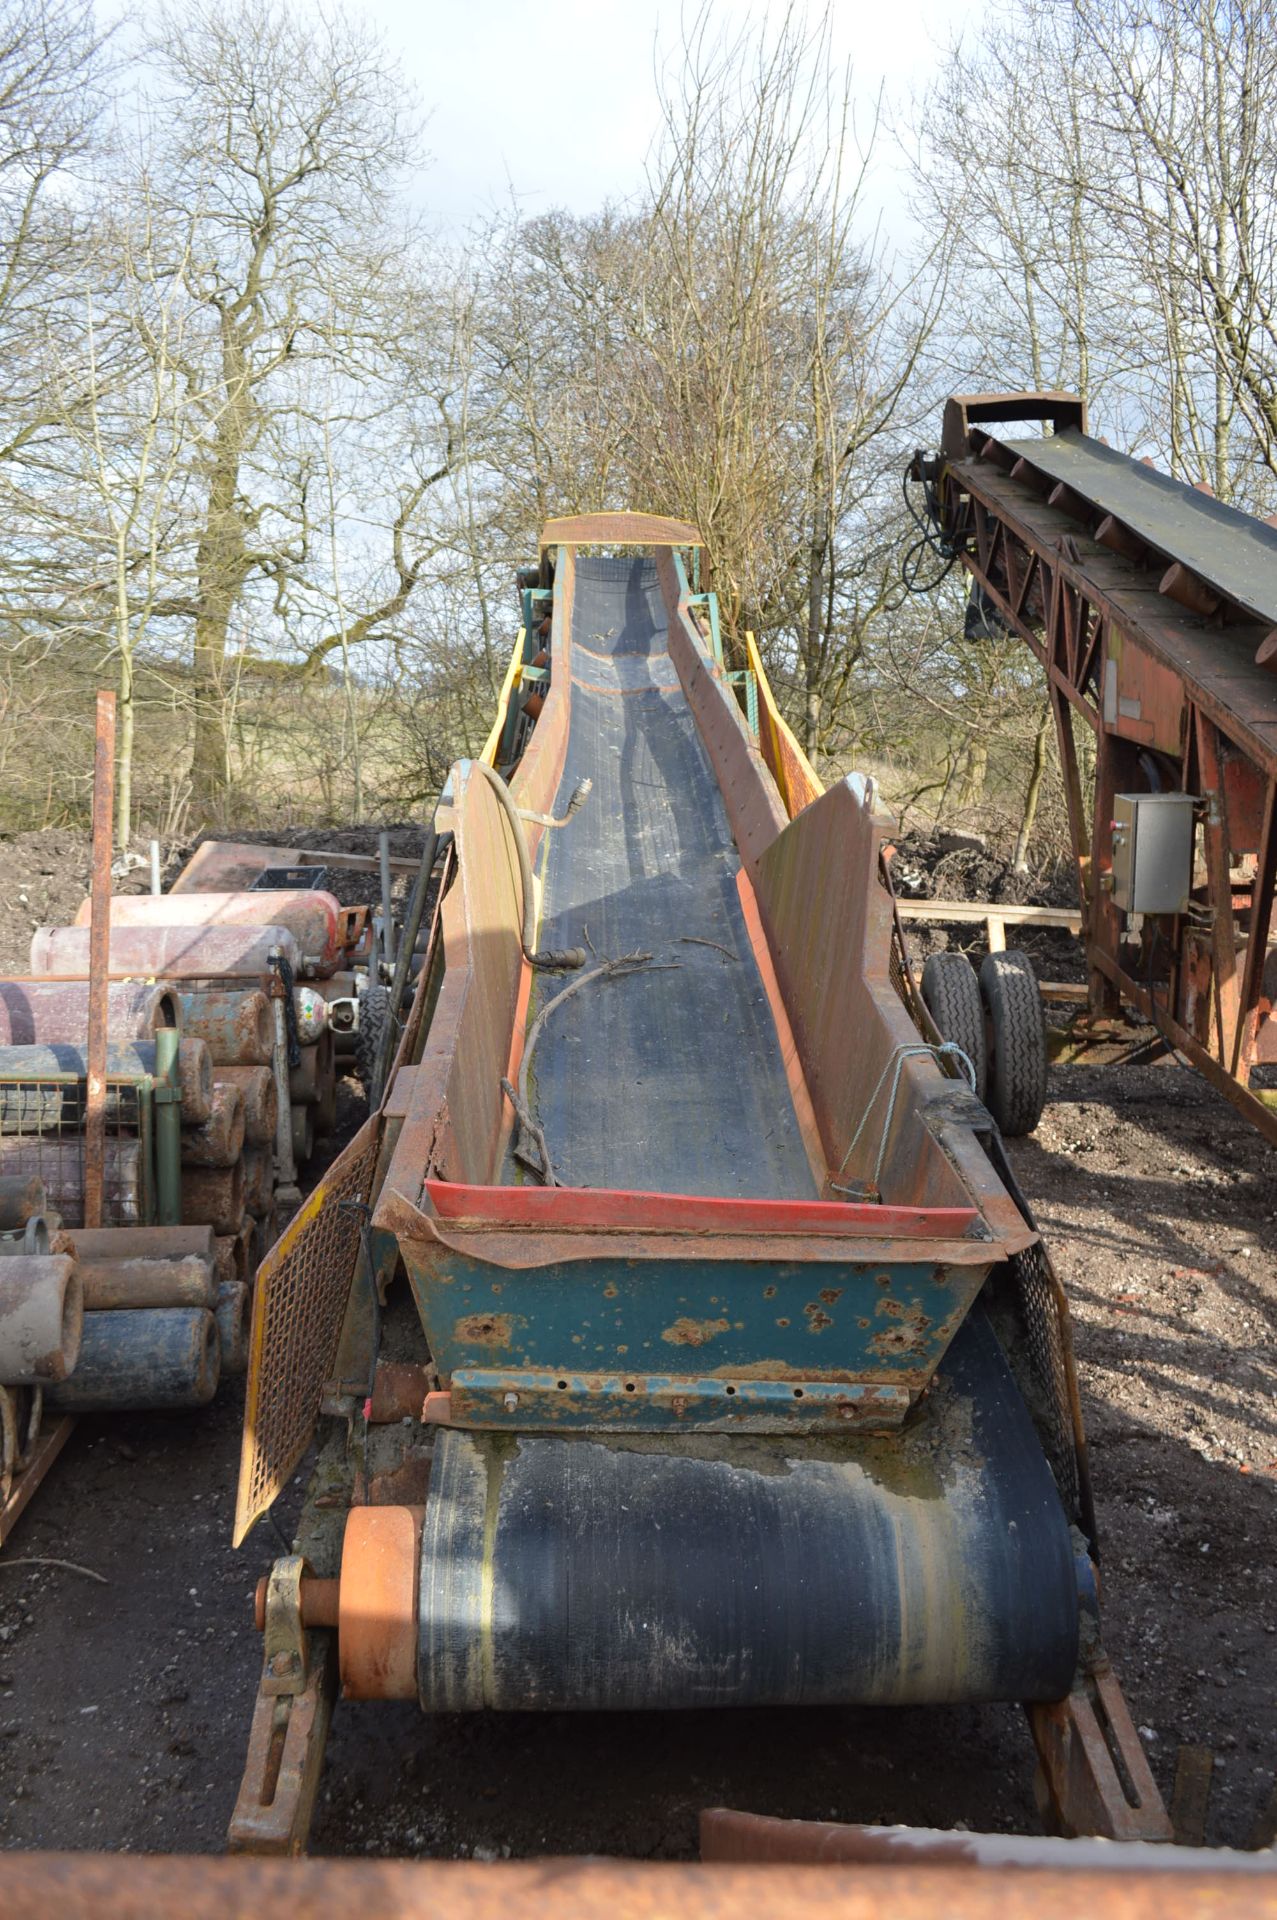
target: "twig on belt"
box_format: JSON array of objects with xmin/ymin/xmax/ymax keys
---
[
  {"xmin": 505, "ymin": 952, "xmax": 681, "ymax": 1185},
  {"xmin": 679, "ymin": 935, "xmax": 737, "ymax": 961},
  {"xmin": 501, "ymin": 1076, "xmax": 558, "ymax": 1186}
]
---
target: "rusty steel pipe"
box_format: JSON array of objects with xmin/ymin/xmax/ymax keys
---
[
  {"xmin": 289, "ymin": 1102, "xmax": 314, "ymax": 1167},
  {"xmin": 252, "ymin": 1573, "xmax": 340, "ymax": 1632},
  {"xmin": 80, "ymin": 890, "xmax": 346, "ymax": 977},
  {"xmin": 0, "ymin": 1253, "xmax": 83, "ymax": 1383},
  {"xmin": 0, "ymin": 1174, "xmax": 46, "ymax": 1231},
  {"xmin": 180, "ymin": 1082, "xmax": 245, "ymax": 1170},
  {"xmin": 215, "ymin": 1280, "xmax": 249, "ymax": 1375},
  {"xmin": 179, "ymin": 1160, "xmax": 245, "ymax": 1237},
  {"xmin": 214, "ymin": 1065, "xmax": 277, "ymax": 1146},
  {"xmin": 61, "ymin": 1224, "xmax": 214, "ymax": 1264},
  {"xmin": 315, "ymin": 1030, "xmax": 337, "ymax": 1137},
  {"xmin": 84, "ymin": 690, "xmax": 116, "ymax": 1230},
  {"xmin": 178, "ymin": 989, "xmax": 275, "ymax": 1067},
  {"xmin": 240, "ymin": 1146, "xmax": 272, "ymax": 1219},
  {"xmin": 288, "ymin": 1040, "xmax": 322, "ymax": 1105},
  {"xmin": 212, "ymin": 1232, "xmax": 244, "ymax": 1290},
  {"xmin": 45, "ymin": 1305, "xmax": 219, "ymax": 1412},
  {"xmin": 698, "ymin": 1810, "xmax": 1277, "ymax": 1874},
  {"xmin": 269, "ymin": 952, "xmax": 299, "ymax": 1205},
  {"xmin": 31, "ymin": 924, "xmax": 301, "ymax": 983},
  {"xmin": 236, "ymin": 1213, "xmax": 261, "ymax": 1280},
  {"xmin": 0, "ymin": 981, "xmax": 180, "ymax": 1048},
  {"xmin": 3, "ymin": 1857, "xmax": 1276, "ymax": 1920},
  {"xmin": 77, "ymin": 1252, "xmax": 215, "ymax": 1312},
  {"xmin": 0, "ymin": 1137, "xmax": 143, "ymax": 1228}
]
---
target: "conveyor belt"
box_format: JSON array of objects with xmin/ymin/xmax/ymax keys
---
[
  {"xmin": 1003, "ymin": 429, "xmax": 1277, "ymax": 627},
  {"xmin": 417, "ymin": 1308, "xmax": 1082, "ymax": 1710},
  {"xmin": 510, "ymin": 555, "xmax": 816, "ymax": 1198}
]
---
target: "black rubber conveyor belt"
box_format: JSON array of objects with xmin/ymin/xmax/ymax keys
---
[
  {"xmin": 417, "ymin": 1310, "xmax": 1081, "ymax": 1710},
  {"xmin": 511, "ymin": 555, "xmax": 815, "ymax": 1198},
  {"xmin": 1003, "ymin": 429, "xmax": 1277, "ymax": 627}
]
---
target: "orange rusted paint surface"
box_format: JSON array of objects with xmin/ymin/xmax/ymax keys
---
[
  {"xmin": 655, "ymin": 549, "xmax": 787, "ymax": 877},
  {"xmin": 540, "ymin": 510, "xmax": 702, "ymax": 550},
  {"xmin": 338, "ymin": 1505, "xmax": 422, "ymax": 1701},
  {"xmin": 453, "ymin": 1312, "xmax": 517, "ymax": 1347},
  {"xmin": 734, "ymin": 868, "xmax": 829, "ymax": 1187},
  {"xmin": 6, "ymin": 1856, "xmax": 1275, "ymax": 1920},
  {"xmin": 661, "ymin": 1316, "xmax": 732, "ymax": 1347},
  {"xmin": 79, "ymin": 889, "xmax": 347, "ymax": 977},
  {"xmin": 700, "ymin": 1808, "xmax": 1268, "ymax": 1874}
]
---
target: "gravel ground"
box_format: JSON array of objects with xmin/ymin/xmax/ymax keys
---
[{"xmin": 0, "ymin": 1054, "xmax": 1273, "ymax": 1858}]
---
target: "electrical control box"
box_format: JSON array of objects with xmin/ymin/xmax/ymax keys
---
[{"xmin": 1110, "ymin": 792, "xmax": 1197, "ymax": 915}]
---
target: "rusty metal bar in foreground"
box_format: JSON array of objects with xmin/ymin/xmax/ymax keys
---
[
  {"xmin": 3, "ymin": 1855, "xmax": 1276, "ymax": 1920},
  {"xmin": 84, "ymin": 689, "xmax": 116, "ymax": 1230},
  {"xmin": 699, "ymin": 1808, "xmax": 1275, "ymax": 1873}
]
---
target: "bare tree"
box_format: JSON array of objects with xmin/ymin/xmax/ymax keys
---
[{"xmin": 132, "ymin": 0, "xmax": 449, "ymax": 819}]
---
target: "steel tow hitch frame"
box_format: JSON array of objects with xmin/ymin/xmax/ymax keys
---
[
  {"xmin": 227, "ymin": 1554, "xmax": 336, "ymax": 1857},
  {"xmin": 1028, "ymin": 1657, "xmax": 1173, "ymax": 1842}
]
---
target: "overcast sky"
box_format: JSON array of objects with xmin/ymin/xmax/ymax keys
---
[{"xmin": 344, "ymin": 0, "xmax": 980, "ymax": 230}]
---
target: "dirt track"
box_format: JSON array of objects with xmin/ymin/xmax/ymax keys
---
[{"xmin": 0, "ymin": 1050, "xmax": 1273, "ymax": 1857}]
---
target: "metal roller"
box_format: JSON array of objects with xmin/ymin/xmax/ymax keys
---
[
  {"xmin": 30, "ymin": 923, "xmax": 301, "ymax": 982},
  {"xmin": 45, "ymin": 1306, "xmax": 219, "ymax": 1411},
  {"xmin": 77, "ymin": 1252, "xmax": 216, "ymax": 1312},
  {"xmin": 0, "ymin": 1253, "xmax": 83, "ymax": 1384},
  {"xmin": 178, "ymin": 990, "xmax": 274, "ymax": 1067},
  {"xmin": 215, "ymin": 1281, "xmax": 249, "ymax": 1375},
  {"xmin": 180, "ymin": 1159, "xmax": 245, "ymax": 1236},
  {"xmin": 417, "ymin": 1314, "xmax": 1081, "ymax": 1712},
  {"xmin": 212, "ymin": 1066, "xmax": 277, "ymax": 1146},
  {"xmin": 0, "ymin": 982, "xmax": 179, "ymax": 1048},
  {"xmin": 64, "ymin": 1224, "xmax": 214, "ymax": 1263},
  {"xmin": 180, "ymin": 1081, "xmax": 245, "ymax": 1169},
  {"xmin": 74, "ymin": 889, "xmax": 346, "ymax": 976}
]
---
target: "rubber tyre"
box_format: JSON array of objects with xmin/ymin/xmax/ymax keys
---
[
  {"xmin": 355, "ymin": 982, "xmax": 390, "ymax": 1099},
  {"xmin": 920, "ymin": 952, "xmax": 987, "ymax": 1100},
  {"xmin": 979, "ymin": 949, "xmax": 1048, "ymax": 1136}
]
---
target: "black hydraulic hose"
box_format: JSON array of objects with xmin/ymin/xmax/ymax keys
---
[{"xmin": 472, "ymin": 760, "xmax": 586, "ymax": 972}]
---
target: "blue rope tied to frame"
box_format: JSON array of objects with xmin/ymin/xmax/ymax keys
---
[{"xmin": 831, "ymin": 1041, "xmax": 978, "ymax": 1202}]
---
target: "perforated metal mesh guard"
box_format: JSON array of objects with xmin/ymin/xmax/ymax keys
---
[
  {"xmin": 1009, "ymin": 1238, "xmax": 1082, "ymax": 1524},
  {"xmin": 885, "ymin": 908, "xmax": 1087, "ymax": 1528},
  {"xmin": 234, "ymin": 1115, "xmax": 380, "ymax": 1545}
]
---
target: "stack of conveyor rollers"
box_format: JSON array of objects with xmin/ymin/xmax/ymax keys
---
[
  {"xmin": 0, "ymin": 877, "xmax": 358, "ymax": 1475},
  {"xmin": 0, "ymin": 1173, "xmax": 228, "ymax": 1517}
]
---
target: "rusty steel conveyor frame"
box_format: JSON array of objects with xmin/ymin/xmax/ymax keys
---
[
  {"xmin": 924, "ymin": 393, "xmax": 1277, "ymax": 1144},
  {"xmin": 228, "ymin": 513, "xmax": 1171, "ymax": 1855}
]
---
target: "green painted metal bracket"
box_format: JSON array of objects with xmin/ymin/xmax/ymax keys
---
[
  {"xmin": 686, "ymin": 592, "xmax": 723, "ymax": 667},
  {"xmin": 727, "ymin": 668, "xmax": 759, "ymax": 735},
  {"xmin": 153, "ymin": 1026, "xmax": 182, "ymax": 1226}
]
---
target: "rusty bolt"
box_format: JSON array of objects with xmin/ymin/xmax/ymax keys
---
[
  {"xmin": 269, "ymin": 1651, "xmax": 296, "ymax": 1677},
  {"xmin": 503, "ymin": 1391, "xmax": 519, "ymax": 1411}
]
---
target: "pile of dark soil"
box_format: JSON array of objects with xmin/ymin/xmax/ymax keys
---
[
  {"xmin": 889, "ymin": 828, "xmax": 1076, "ymax": 908},
  {"xmin": 887, "ymin": 830, "xmax": 1085, "ymax": 984}
]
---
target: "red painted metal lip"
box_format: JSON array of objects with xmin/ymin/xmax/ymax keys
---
[{"xmin": 424, "ymin": 1179, "xmax": 980, "ymax": 1240}]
